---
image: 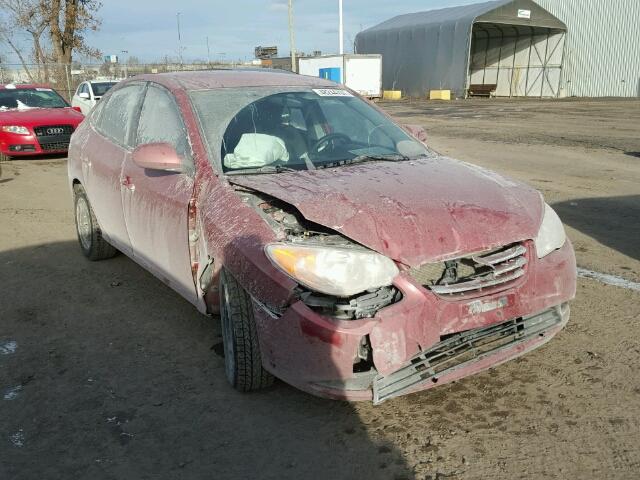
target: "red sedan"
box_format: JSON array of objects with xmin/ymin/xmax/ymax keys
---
[
  {"xmin": 0, "ymin": 83, "xmax": 84, "ymax": 161},
  {"xmin": 67, "ymin": 71, "xmax": 576, "ymax": 403}
]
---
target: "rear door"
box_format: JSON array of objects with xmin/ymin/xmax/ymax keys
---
[
  {"xmin": 120, "ymin": 84, "xmax": 198, "ymax": 303},
  {"xmin": 85, "ymin": 83, "xmax": 146, "ymax": 256}
]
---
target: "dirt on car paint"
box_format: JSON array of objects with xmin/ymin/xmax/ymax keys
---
[{"xmin": 1, "ymin": 98, "xmax": 639, "ymax": 479}]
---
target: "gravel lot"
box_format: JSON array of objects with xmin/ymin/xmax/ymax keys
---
[{"xmin": 1, "ymin": 98, "xmax": 639, "ymax": 480}]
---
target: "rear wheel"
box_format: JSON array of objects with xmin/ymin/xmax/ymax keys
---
[
  {"xmin": 73, "ymin": 185, "xmax": 117, "ymax": 261},
  {"xmin": 219, "ymin": 268, "xmax": 274, "ymax": 392}
]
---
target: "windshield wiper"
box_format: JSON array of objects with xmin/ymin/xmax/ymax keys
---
[
  {"xmin": 315, "ymin": 153, "xmax": 412, "ymax": 170},
  {"xmin": 225, "ymin": 164, "xmax": 299, "ymax": 175}
]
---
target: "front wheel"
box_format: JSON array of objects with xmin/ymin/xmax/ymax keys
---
[
  {"xmin": 219, "ymin": 268, "xmax": 274, "ymax": 392},
  {"xmin": 73, "ymin": 185, "xmax": 117, "ymax": 261}
]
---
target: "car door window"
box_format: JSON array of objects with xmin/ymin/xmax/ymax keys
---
[
  {"xmin": 97, "ymin": 84, "xmax": 146, "ymax": 147},
  {"xmin": 136, "ymin": 85, "xmax": 193, "ymax": 172}
]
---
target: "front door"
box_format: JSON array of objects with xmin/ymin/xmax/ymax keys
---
[{"xmin": 120, "ymin": 84, "xmax": 198, "ymax": 304}]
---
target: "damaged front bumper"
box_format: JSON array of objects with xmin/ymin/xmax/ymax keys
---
[
  {"xmin": 252, "ymin": 240, "xmax": 576, "ymax": 403},
  {"xmin": 373, "ymin": 303, "xmax": 569, "ymax": 404}
]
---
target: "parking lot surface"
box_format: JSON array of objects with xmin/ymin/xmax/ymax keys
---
[{"xmin": 1, "ymin": 98, "xmax": 639, "ymax": 479}]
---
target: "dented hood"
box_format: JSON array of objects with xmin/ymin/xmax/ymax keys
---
[{"xmin": 229, "ymin": 157, "xmax": 543, "ymax": 267}]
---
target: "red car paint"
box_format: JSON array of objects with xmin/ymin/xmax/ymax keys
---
[
  {"xmin": 0, "ymin": 84, "xmax": 84, "ymax": 157},
  {"xmin": 67, "ymin": 71, "xmax": 576, "ymax": 403}
]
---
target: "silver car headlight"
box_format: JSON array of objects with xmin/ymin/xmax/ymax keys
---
[
  {"xmin": 535, "ymin": 204, "xmax": 566, "ymax": 258},
  {"xmin": 265, "ymin": 243, "xmax": 399, "ymax": 297}
]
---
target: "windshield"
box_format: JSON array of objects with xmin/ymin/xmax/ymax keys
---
[
  {"xmin": 190, "ymin": 87, "xmax": 431, "ymax": 174},
  {"xmin": 0, "ymin": 88, "xmax": 68, "ymax": 110},
  {"xmin": 92, "ymin": 82, "xmax": 117, "ymax": 97}
]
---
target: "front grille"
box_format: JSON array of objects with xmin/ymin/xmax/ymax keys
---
[
  {"xmin": 33, "ymin": 125, "xmax": 74, "ymax": 152},
  {"xmin": 33, "ymin": 125, "xmax": 74, "ymax": 137},
  {"xmin": 373, "ymin": 304, "xmax": 568, "ymax": 404},
  {"xmin": 408, "ymin": 243, "xmax": 528, "ymax": 297},
  {"xmin": 40, "ymin": 141, "xmax": 70, "ymax": 152}
]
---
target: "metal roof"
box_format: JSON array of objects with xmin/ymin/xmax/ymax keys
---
[
  {"xmin": 355, "ymin": 0, "xmax": 567, "ymax": 97},
  {"xmin": 362, "ymin": 0, "xmax": 565, "ymax": 33}
]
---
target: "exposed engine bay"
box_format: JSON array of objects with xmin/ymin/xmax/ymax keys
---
[{"xmin": 234, "ymin": 186, "xmax": 401, "ymax": 319}]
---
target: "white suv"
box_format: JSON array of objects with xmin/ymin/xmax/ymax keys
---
[{"xmin": 71, "ymin": 81, "xmax": 118, "ymax": 115}]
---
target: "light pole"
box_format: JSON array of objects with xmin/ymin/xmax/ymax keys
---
[
  {"xmin": 206, "ymin": 36, "xmax": 211, "ymax": 66},
  {"xmin": 121, "ymin": 50, "xmax": 128, "ymax": 78},
  {"xmin": 288, "ymin": 0, "xmax": 297, "ymax": 73},
  {"xmin": 176, "ymin": 12, "xmax": 183, "ymax": 66},
  {"xmin": 339, "ymin": 0, "xmax": 344, "ymax": 55}
]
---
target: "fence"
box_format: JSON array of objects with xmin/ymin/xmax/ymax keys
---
[{"xmin": 0, "ymin": 61, "xmax": 258, "ymax": 101}]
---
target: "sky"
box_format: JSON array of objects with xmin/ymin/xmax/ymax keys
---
[{"xmin": 8, "ymin": 0, "xmax": 482, "ymax": 64}]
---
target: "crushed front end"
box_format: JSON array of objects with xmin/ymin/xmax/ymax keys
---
[{"xmin": 252, "ymin": 232, "xmax": 576, "ymax": 403}]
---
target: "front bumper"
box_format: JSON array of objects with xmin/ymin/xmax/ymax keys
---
[
  {"xmin": 252, "ymin": 240, "xmax": 576, "ymax": 402},
  {"xmin": 373, "ymin": 303, "xmax": 569, "ymax": 404},
  {"xmin": 1, "ymin": 130, "xmax": 72, "ymax": 156}
]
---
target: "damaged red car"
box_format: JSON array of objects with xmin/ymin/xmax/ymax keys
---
[{"xmin": 67, "ymin": 71, "xmax": 576, "ymax": 403}]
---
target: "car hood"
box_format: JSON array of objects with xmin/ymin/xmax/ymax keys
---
[
  {"xmin": 0, "ymin": 107, "xmax": 84, "ymax": 126},
  {"xmin": 229, "ymin": 156, "xmax": 543, "ymax": 267}
]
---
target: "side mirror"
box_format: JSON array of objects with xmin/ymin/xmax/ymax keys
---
[
  {"xmin": 79, "ymin": 92, "xmax": 90, "ymax": 99},
  {"xmin": 71, "ymin": 106, "xmax": 83, "ymax": 113},
  {"xmin": 133, "ymin": 142, "xmax": 183, "ymax": 173},
  {"xmin": 403, "ymin": 124, "xmax": 428, "ymax": 144}
]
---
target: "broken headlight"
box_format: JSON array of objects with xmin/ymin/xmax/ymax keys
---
[
  {"xmin": 265, "ymin": 243, "xmax": 399, "ymax": 297},
  {"xmin": 534, "ymin": 204, "xmax": 566, "ymax": 258}
]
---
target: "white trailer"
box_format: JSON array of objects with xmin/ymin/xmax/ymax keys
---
[{"xmin": 299, "ymin": 54, "xmax": 382, "ymax": 99}]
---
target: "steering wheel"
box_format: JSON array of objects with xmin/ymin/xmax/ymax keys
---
[{"xmin": 311, "ymin": 133, "xmax": 351, "ymax": 155}]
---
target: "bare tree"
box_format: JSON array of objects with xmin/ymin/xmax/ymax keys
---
[
  {"xmin": 47, "ymin": 0, "xmax": 102, "ymax": 65},
  {"xmin": 0, "ymin": 0, "xmax": 49, "ymax": 81},
  {"xmin": 0, "ymin": 23, "xmax": 35, "ymax": 82}
]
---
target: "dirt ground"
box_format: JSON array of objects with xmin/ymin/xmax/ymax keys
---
[{"xmin": 1, "ymin": 98, "xmax": 639, "ymax": 480}]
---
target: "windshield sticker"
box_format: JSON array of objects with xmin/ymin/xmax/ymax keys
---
[
  {"xmin": 35, "ymin": 88, "xmax": 53, "ymax": 92},
  {"xmin": 313, "ymin": 88, "xmax": 353, "ymax": 97}
]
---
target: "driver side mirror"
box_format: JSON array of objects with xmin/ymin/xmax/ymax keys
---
[
  {"xmin": 403, "ymin": 124, "xmax": 428, "ymax": 144},
  {"xmin": 78, "ymin": 92, "xmax": 90, "ymax": 99},
  {"xmin": 133, "ymin": 142, "xmax": 183, "ymax": 173}
]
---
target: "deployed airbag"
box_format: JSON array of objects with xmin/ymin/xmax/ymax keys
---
[{"xmin": 224, "ymin": 133, "xmax": 289, "ymax": 168}]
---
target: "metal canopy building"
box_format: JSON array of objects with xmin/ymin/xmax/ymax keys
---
[{"xmin": 356, "ymin": 0, "xmax": 568, "ymax": 98}]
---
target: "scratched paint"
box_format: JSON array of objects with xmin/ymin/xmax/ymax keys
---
[
  {"xmin": 577, "ymin": 268, "xmax": 640, "ymax": 292},
  {"xmin": 9, "ymin": 430, "xmax": 24, "ymax": 447},
  {"xmin": 0, "ymin": 340, "xmax": 17, "ymax": 355},
  {"xmin": 3, "ymin": 385, "xmax": 22, "ymax": 401}
]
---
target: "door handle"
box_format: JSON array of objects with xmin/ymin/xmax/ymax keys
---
[{"xmin": 121, "ymin": 176, "xmax": 135, "ymax": 191}]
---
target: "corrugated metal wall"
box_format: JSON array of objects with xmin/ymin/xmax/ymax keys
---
[{"xmin": 534, "ymin": 0, "xmax": 640, "ymax": 97}]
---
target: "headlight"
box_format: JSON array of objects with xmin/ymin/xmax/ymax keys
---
[
  {"xmin": 1, "ymin": 125, "xmax": 30, "ymax": 135},
  {"xmin": 265, "ymin": 243, "xmax": 399, "ymax": 297},
  {"xmin": 535, "ymin": 204, "xmax": 566, "ymax": 258}
]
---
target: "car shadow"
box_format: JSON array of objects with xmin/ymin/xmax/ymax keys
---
[
  {"xmin": 552, "ymin": 195, "xmax": 640, "ymax": 261},
  {"xmin": 0, "ymin": 241, "xmax": 415, "ymax": 480}
]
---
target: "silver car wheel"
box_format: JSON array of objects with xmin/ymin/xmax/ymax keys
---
[{"xmin": 76, "ymin": 196, "xmax": 92, "ymax": 251}]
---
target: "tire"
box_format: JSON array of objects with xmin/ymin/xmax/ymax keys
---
[
  {"xmin": 219, "ymin": 268, "xmax": 274, "ymax": 392},
  {"xmin": 73, "ymin": 185, "xmax": 118, "ymax": 261}
]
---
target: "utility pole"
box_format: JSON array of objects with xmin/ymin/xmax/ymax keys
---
[
  {"xmin": 176, "ymin": 12, "xmax": 183, "ymax": 66},
  {"xmin": 206, "ymin": 36, "xmax": 211, "ymax": 66},
  {"xmin": 288, "ymin": 0, "xmax": 297, "ymax": 73},
  {"xmin": 339, "ymin": 0, "xmax": 344, "ymax": 55},
  {"xmin": 121, "ymin": 50, "xmax": 128, "ymax": 78}
]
